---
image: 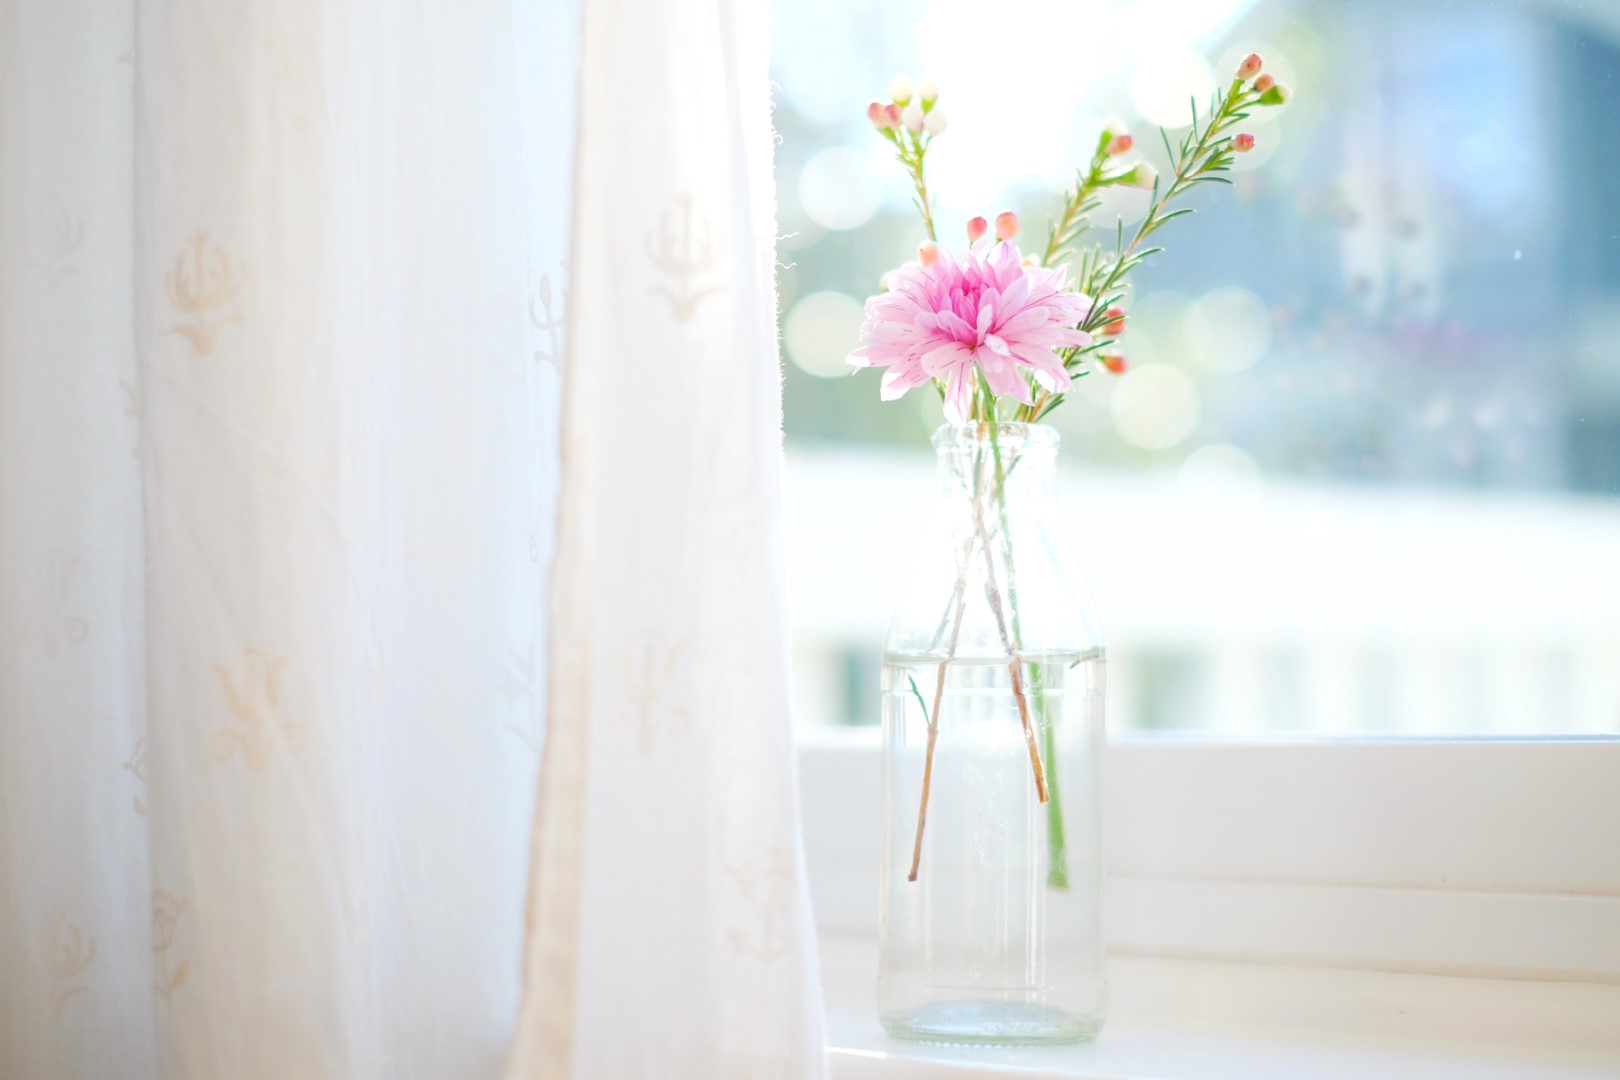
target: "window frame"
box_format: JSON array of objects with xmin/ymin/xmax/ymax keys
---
[{"xmin": 799, "ymin": 734, "xmax": 1620, "ymax": 981}]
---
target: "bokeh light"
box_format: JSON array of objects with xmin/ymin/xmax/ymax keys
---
[
  {"xmin": 1121, "ymin": 291, "xmax": 1195, "ymax": 368},
  {"xmin": 1185, "ymin": 286, "xmax": 1272, "ymax": 372},
  {"xmin": 1110, "ymin": 363, "xmax": 1201, "ymax": 449},
  {"xmin": 784, "ymin": 291, "xmax": 866, "ymax": 378},
  {"xmin": 1130, "ymin": 48, "xmax": 1216, "ymax": 129},
  {"xmin": 1179, "ymin": 442, "xmax": 1264, "ymax": 499},
  {"xmin": 798, "ymin": 148, "xmax": 879, "ymax": 231}
]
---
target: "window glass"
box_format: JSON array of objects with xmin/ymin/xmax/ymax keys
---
[{"xmin": 774, "ymin": 0, "xmax": 1620, "ymax": 735}]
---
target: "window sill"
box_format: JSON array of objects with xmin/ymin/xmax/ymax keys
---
[
  {"xmin": 801, "ymin": 735, "xmax": 1620, "ymax": 1077},
  {"xmin": 821, "ymin": 935, "xmax": 1620, "ymax": 1080}
]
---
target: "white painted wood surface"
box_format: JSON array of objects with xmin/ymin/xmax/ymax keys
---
[
  {"xmin": 821, "ymin": 936, "xmax": 1620, "ymax": 1078},
  {"xmin": 802, "ymin": 737, "xmax": 1620, "ymax": 1075}
]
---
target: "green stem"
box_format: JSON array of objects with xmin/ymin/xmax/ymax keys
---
[
  {"xmin": 1024, "ymin": 85, "xmax": 1262, "ymax": 424},
  {"xmin": 1040, "ymin": 146, "xmax": 1110, "ymax": 269},
  {"xmin": 980, "ymin": 382, "xmax": 1070, "ymax": 889},
  {"xmin": 891, "ymin": 129, "xmax": 937, "ymax": 243},
  {"xmin": 1032, "ymin": 662, "xmax": 1069, "ymax": 888}
]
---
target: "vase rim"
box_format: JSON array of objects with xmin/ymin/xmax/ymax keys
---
[{"xmin": 930, "ymin": 421, "xmax": 1060, "ymax": 452}]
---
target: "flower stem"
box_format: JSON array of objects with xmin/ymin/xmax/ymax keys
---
[
  {"xmin": 909, "ymin": 589, "xmax": 964, "ymax": 882},
  {"xmin": 908, "ymin": 439, "xmax": 985, "ymax": 882},
  {"xmin": 1031, "ymin": 661, "xmax": 1069, "ymax": 888},
  {"xmin": 889, "ymin": 128, "xmax": 938, "ymax": 243},
  {"xmin": 978, "ymin": 383, "xmax": 1049, "ymax": 808},
  {"xmin": 1023, "ymin": 82, "xmax": 1265, "ymax": 422},
  {"xmin": 1040, "ymin": 144, "xmax": 1110, "ymax": 269}
]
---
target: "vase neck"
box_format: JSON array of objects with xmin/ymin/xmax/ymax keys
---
[{"xmin": 933, "ymin": 422, "xmax": 1058, "ymax": 505}]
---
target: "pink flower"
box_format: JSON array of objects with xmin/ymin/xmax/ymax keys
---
[
  {"xmin": 1253, "ymin": 74, "xmax": 1274, "ymax": 93},
  {"xmin": 1237, "ymin": 53, "xmax": 1263, "ymax": 81},
  {"xmin": 1233, "ymin": 132, "xmax": 1256, "ymax": 152},
  {"xmin": 848, "ymin": 240, "xmax": 1092, "ymax": 425},
  {"xmin": 1107, "ymin": 134, "xmax": 1133, "ymax": 156},
  {"xmin": 995, "ymin": 211, "xmax": 1019, "ymax": 241},
  {"xmin": 966, "ymin": 216, "xmax": 989, "ymax": 243}
]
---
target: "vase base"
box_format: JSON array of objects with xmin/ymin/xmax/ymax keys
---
[{"xmin": 881, "ymin": 1000, "xmax": 1103, "ymax": 1046}]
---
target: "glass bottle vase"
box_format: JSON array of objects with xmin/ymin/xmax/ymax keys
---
[{"xmin": 878, "ymin": 422, "xmax": 1106, "ymax": 1045}]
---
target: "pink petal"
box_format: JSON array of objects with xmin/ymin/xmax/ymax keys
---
[
  {"xmin": 942, "ymin": 363, "xmax": 974, "ymax": 425},
  {"xmin": 920, "ymin": 340, "xmax": 972, "ymax": 377}
]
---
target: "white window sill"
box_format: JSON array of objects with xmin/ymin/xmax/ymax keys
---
[
  {"xmin": 801, "ymin": 735, "xmax": 1620, "ymax": 1077},
  {"xmin": 821, "ymin": 935, "xmax": 1620, "ymax": 1080}
]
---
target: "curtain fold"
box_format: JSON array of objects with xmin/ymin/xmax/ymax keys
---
[
  {"xmin": 505, "ymin": 0, "xmax": 828, "ymax": 1075},
  {"xmin": 2, "ymin": 1, "xmax": 580, "ymax": 1076},
  {"xmin": 2, "ymin": 1, "xmax": 820, "ymax": 1076}
]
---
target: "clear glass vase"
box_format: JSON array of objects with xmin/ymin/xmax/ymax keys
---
[{"xmin": 878, "ymin": 422, "xmax": 1106, "ymax": 1045}]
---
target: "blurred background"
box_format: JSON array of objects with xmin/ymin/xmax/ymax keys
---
[{"xmin": 773, "ymin": 0, "xmax": 1620, "ymax": 736}]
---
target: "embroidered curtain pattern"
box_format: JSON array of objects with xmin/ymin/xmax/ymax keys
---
[
  {"xmin": 1, "ymin": 1, "xmax": 824, "ymax": 1078},
  {"xmin": 1, "ymin": 0, "xmax": 575, "ymax": 1075},
  {"xmin": 505, "ymin": 0, "xmax": 827, "ymax": 1074}
]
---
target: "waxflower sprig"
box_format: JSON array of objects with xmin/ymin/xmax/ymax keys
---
[
  {"xmin": 868, "ymin": 76, "xmax": 947, "ymax": 242},
  {"xmin": 849, "ymin": 53, "xmax": 1293, "ymax": 426},
  {"xmin": 1017, "ymin": 52, "xmax": 1293, "ymax": 421}
]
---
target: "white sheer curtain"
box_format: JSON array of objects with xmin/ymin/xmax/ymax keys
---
[
  {"xmin": 2, "ymin": 1, "xmax": 821, "ymax": 1076},
  {"xmin": 1, "ymin": 0, "xmax": 577, "ymax": 1073},
  {"xmin": 506, "ymin": 0, "xmax": 826, "ymax": 1074}
]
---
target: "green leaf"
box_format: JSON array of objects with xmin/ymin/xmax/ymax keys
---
[{"xmin": 906, "ymin": 674, "xmax": 932, "ymax": 729}]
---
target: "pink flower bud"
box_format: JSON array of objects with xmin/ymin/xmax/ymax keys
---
[
  {"xmin": 890, "ymin": 75, "xmax": 914, "ymax": 106},
  {"xmin": 885, "ymin": 103, "xmax": 903, "ymax": 127},
  {"xmin": 924, "ymin": 109, "xmax": 947, "ymax": 136},
  {"xmin": 1107, "ymin": 134, "xmax": 1133, "ymax": 156},
  {"xmin": 966, "ymin": 216, "xmax": 989, "ymax": 243},
  {"xmin": 1100, "ymin": 353, "xmax": 1128, "ymax": 375},
  {"xmin": 1097, "ymin": 117, "xmax": 1127, "ymax": 155},
  {"xmin": 1236, "ymin": 53, "xmax": 1263, "ymax": 81},
  {"xmin": 1233, "ymin": 133, "xmax": 1256, "ymax": 153},
  {"xmin": 917, "ymin": 241, "xmax": 939, "ymax": 267},
  {"xmin": 1253, "ymin": 74, "xmax": 1274, "ymax": 93},
  {"xmin": 1259, "ymin": 84, "xmax": 1292, "ymax": 106},
  {"xmin": 1103, "ymin": 307, "xmax": 1126, "ymax": 335},
  {"xmin": 901, "ymin": 104, "xmax": 925, "ymax": 133},
  {"xmin": 867, "ymin": 102, "xmax": 890, "ymax": 129},
  {"xmin": 995, "ymin": 211, "xmax": 1019, "ymax": 241}
]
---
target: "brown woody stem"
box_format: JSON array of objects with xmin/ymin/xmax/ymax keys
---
[
  {"xmin": 975, "ymin": 489, "xmax": 1049, "ymax": 805},
  {"xmin": 908, "ymin": 593, "xmax": 964, "ymax": 882}
]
